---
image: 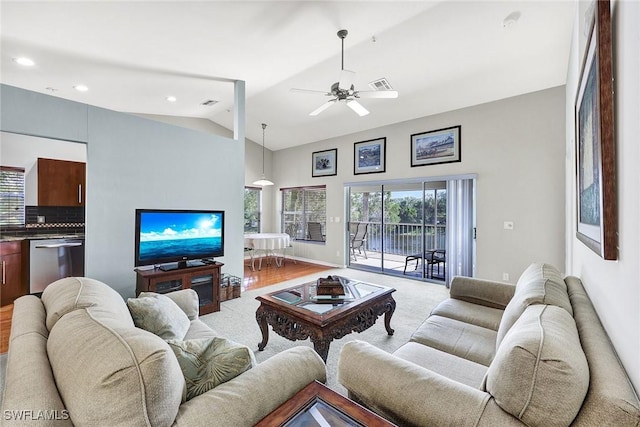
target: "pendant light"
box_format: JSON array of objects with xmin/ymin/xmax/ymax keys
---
[{"xmin": 252, "ymin": 123, "xmax": 274, "ymax": 186}]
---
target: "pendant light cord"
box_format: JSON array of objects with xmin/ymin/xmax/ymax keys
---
[{"xmin": 261, "ymin": 123, "xmax": 267, "ymax": 175}]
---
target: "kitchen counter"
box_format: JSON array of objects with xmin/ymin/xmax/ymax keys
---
[{"xmin": 1, "ymin": 232, "xmax": 85, "ymax": 242}]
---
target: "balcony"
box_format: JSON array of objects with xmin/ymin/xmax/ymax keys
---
[{"xmin": 349, "ymin": 221, "xmax": 446, "ymax": 283}]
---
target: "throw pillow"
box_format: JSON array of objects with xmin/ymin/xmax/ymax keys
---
[
  {"xmin": 167, "ymin": 337, "xmax": 255, "ymax": 400},
  {"xmin": 127, "ymin": 293, "xmax": 190, "ymax": 340}
]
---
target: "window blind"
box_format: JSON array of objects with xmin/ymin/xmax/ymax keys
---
[
  {"xmin": 0, "ymin": 167, "xmax": 26, "ymax": 226},
  {"xmin": 281, "ymin": 186, "xmax": 326, "ymax": 241}
]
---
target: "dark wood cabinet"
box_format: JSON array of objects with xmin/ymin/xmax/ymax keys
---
[
  {"xmin": 1, "ymin": 241, "xmax": 27, "ymax": 306},
  {"xmin": 38, "ymin": 158, "xmax": 86, "ymax": 206},
  {"xmin": 135, "ymin": 263, "xmax": 222, "ymax": 315}
]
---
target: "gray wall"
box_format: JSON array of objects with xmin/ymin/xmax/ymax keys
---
[
  {"xmin": 272, "ymin": 86, "xmax": 566, "ymax": 281},
  {"xmin": 1, "ymin": 84, "xmax": 246, "ymax": 297},
  {"xmin": 564, "ymin": 0, "xmax": 640, "ymax": 391}
]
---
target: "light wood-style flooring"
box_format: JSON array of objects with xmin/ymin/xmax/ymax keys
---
[{"xmin": 0, "ymin": 260, "xmax": 333, "ymax": 354}]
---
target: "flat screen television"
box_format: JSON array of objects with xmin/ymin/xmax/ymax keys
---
[{"xmin": 134, "ymin": 209, "xmax": 224, "ymax": 270}]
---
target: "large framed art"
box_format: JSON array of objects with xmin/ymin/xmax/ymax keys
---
[
  {"xmin": 410, "ymin": 125, "xmax": 461, "ymax": 167},
  {"xmin": 354, "ymin": 137, "xmax": 386, "ymax": 175},
  {"xmin": 312, "ymin": 148, "xmax": 338, "ymax": 177},
  {"xmin": 574, "ymin": 0, "xmax": 616, "ymax": 260}
]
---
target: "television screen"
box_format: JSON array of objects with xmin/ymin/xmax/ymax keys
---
[{"xmin": 134, "ymin": 209, "xmax": 224, "ymax": 268}]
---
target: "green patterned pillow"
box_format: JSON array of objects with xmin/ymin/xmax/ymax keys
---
[
  {"xmin": 127, "ymin": 293, "xmax": 190, "ymax": 340},
  {"xmin": 167, "ymin": 337, "xmax": 255, "ymax": 400}
]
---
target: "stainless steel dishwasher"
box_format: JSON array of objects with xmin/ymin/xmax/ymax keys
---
[{"xmin": 29, "ymin": 238, "xmax": 85, "ymax": 293}]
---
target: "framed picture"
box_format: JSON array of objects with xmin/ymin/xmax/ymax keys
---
[
  {"xmin": 312, "ymin": 148, "xmax": 338, "ymax": 177},
  {"xmin": 574, "ymin": 0, "xmax": 616, "ymax": 260},
  {"xmin": 354, "ymin": 137, "xmax": 386, "ymax": 175},
  {"xmin": 410, "ymin": 125, "xmax": 461, "ymax": 167}
]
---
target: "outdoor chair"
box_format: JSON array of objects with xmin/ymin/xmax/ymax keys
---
[
  {"xmin": 350, "ymin": 222, "xmax": 368, "ymax": 261},
  {"xmin": 403, "ymin": 249, "xmax": 446, "ymax": 280},
  {"xmin": 307, "ymin": 222, "xmax": 325, "ymax": 241}
]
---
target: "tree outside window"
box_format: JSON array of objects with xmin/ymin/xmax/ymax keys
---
[{"xmin": 244, "ymin": 187, "xmax": 261, "ymax": 233}]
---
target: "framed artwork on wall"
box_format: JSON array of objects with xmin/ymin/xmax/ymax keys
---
[
  {"xmin": 354, "ymin": 137, "xmax": 386, "ymax": 175},
  {"xmin": 574, "ymin": 0, "xmax": 616, "ymax": 260},
  {"xmin": 312, "ymin": 148, "xmax": 338, "ymax": 177},
  {"xmin": 410, "ymin": 125, "xmax": 461, "ymax": 167}
]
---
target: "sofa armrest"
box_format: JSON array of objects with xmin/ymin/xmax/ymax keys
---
[
  {"xmin": 449, "ymin": 276, "xmax": 515, "ymax": 309},
  {"xmin": 173, "ymin": 346, "xmax": 326, "ymax": 427},
  {"xmin": 141, "ymin": 289, "xmax": 200, "ymax": 320},
  {"xmin": 338, "ymin": 340, "xmax": 495, "ymax": 427}
]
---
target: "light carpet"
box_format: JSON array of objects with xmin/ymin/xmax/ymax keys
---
[{"xmin": 198, "ymin": 268, "xmax": 449, "ymax": 395}]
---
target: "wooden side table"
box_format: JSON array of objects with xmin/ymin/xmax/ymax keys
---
[{"xmin": 255, "ymin": 380, "xmax": 396, "ymax": 426}]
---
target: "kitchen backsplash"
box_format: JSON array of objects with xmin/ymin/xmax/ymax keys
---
[{"xmin": 25, "ymin": 206, "xmax": 85, "ymax": 226}]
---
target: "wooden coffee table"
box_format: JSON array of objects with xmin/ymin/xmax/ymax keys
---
[
  {"xmin": 255, "ymin": 277, "xmax": 396, "ymax": 361},
  {"xmin": 255, "ymin": 380, "xmax": 396, "ymax": 426}
]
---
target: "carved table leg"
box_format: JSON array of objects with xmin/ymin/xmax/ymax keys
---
[
  {"xmin": 310, "ymin": 335, "xmax": 331, "ymax": 362},
  {"xmin": 384, "ymin": 296, "xmax": 396, "ymax": 335},
  {"xmin": 256, "ymin": 305, "xmax": 269, "ymax": 351}
]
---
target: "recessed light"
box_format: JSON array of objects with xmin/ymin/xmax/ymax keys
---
[
  {"xmin": 74, "ymin": 85, "xmax": 89, "ymax": 92},
  {"xmin": 14, "ymin": 57, "xmax": 35, "ymax": 67},
  {"xmin": 166, "ymin": 96, "xmax": 177, "ymax": 102}
]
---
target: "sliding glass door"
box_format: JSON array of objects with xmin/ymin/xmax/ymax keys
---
[
  {"xmin": 347, "ymin": 185, "xmax": 382, "ymax": 271},
  {"xmin": 346, "ymin": 177, "xmax": 475, "ymax": 285}
]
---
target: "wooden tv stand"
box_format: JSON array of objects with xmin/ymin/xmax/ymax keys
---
[{"xmin": 135, "ymin": 262, "xmax": 223, "ymax": 315}]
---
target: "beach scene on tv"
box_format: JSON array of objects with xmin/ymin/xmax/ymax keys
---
[{"xmin": 138, "ymin": 212, "xmax": 223, "ymax": 262}]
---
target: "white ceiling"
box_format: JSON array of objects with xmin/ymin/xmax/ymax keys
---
[{"xmin": 1, "ymin": 1, "xmax": 576, "ymax": 151}]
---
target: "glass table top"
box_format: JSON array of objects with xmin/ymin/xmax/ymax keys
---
[{"xmin": 269, "ymin": 277, "xmax": 387, "ymax": 315}]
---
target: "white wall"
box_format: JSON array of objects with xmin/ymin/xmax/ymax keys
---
[
  {"xmin": 272, "ymin": 87, "xmax": 566, "ymax": 281},
  {"xmin": 1, "ymin": 132, "xmax": 87, "ymax": 205},
  {"xmin": 565, "ymin": 0, "xmax": 640, "ymax": 391}
]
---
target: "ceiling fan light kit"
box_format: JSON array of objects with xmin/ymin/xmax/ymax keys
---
[
  {"xmin": 252, "ymin": 123, "xmax": 274, "ymax": 186},
  {"xmin": 291, "ymin": 28, "xmax": 398, "ymax": 117}
]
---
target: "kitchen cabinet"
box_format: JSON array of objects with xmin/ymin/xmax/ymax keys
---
[
  {"xmin": 1, "ymin": 241, "xmax": 26, "ymax": 306},
  {"xmin": 38, "ymin": 158, "xmax": 86, "ymax": 206}
]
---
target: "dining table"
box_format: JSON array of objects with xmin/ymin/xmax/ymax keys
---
[{"xmin": 244, "ymin": 233, "xmax": 291, "ymax": 271}]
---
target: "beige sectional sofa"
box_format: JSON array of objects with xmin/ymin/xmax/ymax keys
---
[
  {"xmin": 1, "ymin": 277, "xmax": 326, "ymax": 426},
  {"xmin": 338, "ymin": 263, "xmax": 640, "ymax": 426}
]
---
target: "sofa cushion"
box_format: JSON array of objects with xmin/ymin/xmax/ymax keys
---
[
  {"xmin": 41, "ymin": 277, "xmax": 134, "ymax": 331},
  {"xmin": 127, "ymin": 293, "xmax": 191, "ymax": 340},
  {"xmin": 167, "ymin": 337, "xmax": 255, "ymax": 400},
  {"xmin": 141, "ymin": 289, "xmax": 200, "ymax": 321},
  {"xmin": 393, "ymin": 342, "xmax": 488, "ymax": 388},
  {"xmin": 430, "ymin": 298, "xmax": 504, "ymax": 331},
  {"xmin": 496, "ymin": 263, "xmax": 572, "ymax": 346},
  {"xmin": 47, "ymin": 307, "xmax": 185, "ymax": 426},
  {"xmin": 485, "ymin": 304, "xmax": 589, "ymax": 427},
  {"xmin": 410, "ymin": 315, "xmax": 497, "ymax": 366}
]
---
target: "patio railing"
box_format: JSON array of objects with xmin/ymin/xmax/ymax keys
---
[{"xmin": 352, "ymin": 221, "xmax": 446, "ymax": 256}]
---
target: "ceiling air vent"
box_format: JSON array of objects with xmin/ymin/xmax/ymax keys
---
[
  {"xmin": 368, "ymin": 78, "xmax": 393, "ymax": 91},
  {"xmin": 201, "ymin": 99, "xmax": 218, "ymax": 106}
]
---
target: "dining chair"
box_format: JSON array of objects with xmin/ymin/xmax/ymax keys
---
[{"xmin": 284, "ymin": 223, "xmax": 298, "ymax": 265}]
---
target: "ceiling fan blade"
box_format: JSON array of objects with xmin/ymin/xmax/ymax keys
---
[
  {"xmin": 290, "ymin": 88, "xmax": 331, "ymax": 96},
  {"xmin": 338, "ymin": 69, "xmax": 356, "ymax": 90},
  {"xmin": 310, "ymin": 99, "xmax": 337, "ymax": 116},
  {"xmin": 346, "ymin": 99, "xmax": 370, "ymax": 116},
  {"xmin": 355, "ymin": 90, "xmax": 399, "ymax": 99}
]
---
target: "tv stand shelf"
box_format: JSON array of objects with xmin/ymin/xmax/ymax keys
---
[{"xmin": 135, "ymin": 262, "xmax": 223, "ymax": 315}]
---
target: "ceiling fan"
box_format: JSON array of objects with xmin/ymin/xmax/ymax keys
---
[{"xmin": 291, "ymin": 29, "xmax": 398, "ymax": 117}]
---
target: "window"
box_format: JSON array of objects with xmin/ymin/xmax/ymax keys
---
[
  {"xmin": 281, "ymin": 186, "xmax": 326, "ymax": 242},
  {"xmin": 0, "ymin": 166, "xmax": 26, "ymax": 226},
  {"xmin": 244, "ymin": 186, "xmax": 261, "ymax": 233}
]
